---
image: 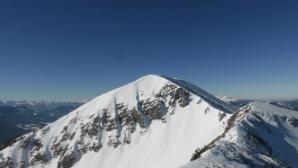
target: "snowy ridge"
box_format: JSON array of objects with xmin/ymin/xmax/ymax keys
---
[
  {"xmin": 0, "ymin": 75, "xmax": 237, "ymax": 168},
  {"xmin": 186, "ymin": 102, "xmax": 298, "ymax": 168},
  {"xmin": 165, "ymin": 77, "xmax": 238, "ymax": 113}
]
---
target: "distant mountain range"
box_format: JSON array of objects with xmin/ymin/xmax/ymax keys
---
[
  {"xmin": 0, "ymin": 101, "xmax": 83, "ymax": 146},
  {"xmin": 269, "ymin": 100, "xmax": 298, "ymax": 111},
  {"xmin": 219, "ymin": 96, "xmax": 298, "ymax": 111}
]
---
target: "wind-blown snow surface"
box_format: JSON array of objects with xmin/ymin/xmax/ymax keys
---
[
  {"xmin": 0, "ymin": 75, "xmax": 237, "ymax": 168},
  {"xmin": 185, "ymin": 102, "xmax": 298, "ymax": 168}
]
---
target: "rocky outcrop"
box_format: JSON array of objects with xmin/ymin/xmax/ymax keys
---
[
  {"xmin": 158, "ymin": 84, "xmax": 190, "ymax": 108},
  {"xmin": 30, "ymin": 152, "xmax": 48, "ymax": 165},
  {"xmin": 0, "ymin": 157, "xmax": 13, "ymax": 168},
  {"xmin": 142, "ymin": 100, "xmax": 166, "ymax": 120},
  {"xmin": 288, "ymin": 117, "xmax": 298, "ymax": 127},
  {"xmin": 58, "ymin": 151, "xmax": 76, "ymax": 168}
]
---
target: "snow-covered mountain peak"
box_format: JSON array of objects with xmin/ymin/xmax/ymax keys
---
[
  {"xmin": 82, "ymin": 74, "xmax": 237, "ymax": 116},
  {"xmin": 1, "ymin": 76, "xmax": 297, "ymax": 168},
  {"xmin": 0, "ymin": 75, "xmax": 237, "ymax": 168}
]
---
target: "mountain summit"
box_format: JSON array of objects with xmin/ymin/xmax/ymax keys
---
[{"xmin": 1, "ymin": 75, "xmax": 298, "ymax": 168}]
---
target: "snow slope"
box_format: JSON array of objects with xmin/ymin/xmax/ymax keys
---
[
  {"xmin": 0, "ymin": 75, "xmax": 237, "ymax": 168},
  {"xmin": 185, "ymin": 102, "xmax": 298, "ymax": 167}
]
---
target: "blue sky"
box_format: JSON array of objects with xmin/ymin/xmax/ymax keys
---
[{"xmin": 0, "ymin": 0, "xmax": 298, "ymax": 101}]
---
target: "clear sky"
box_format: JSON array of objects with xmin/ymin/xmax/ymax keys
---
[{"xmin": 0, "ymin": 0, "xmax": 298, "ymax": 101}]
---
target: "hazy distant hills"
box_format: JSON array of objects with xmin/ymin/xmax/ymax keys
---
[
  {"xmin": 219, "ymin": 96, "xmax": 298, "ymax": 111},
  {"xmin": 269, "ymin": 100, "xmax": 298, "ymax": 111},
  {"xmin": 0, "ymin": 101, "xmax": 83, "ymax": 145}
]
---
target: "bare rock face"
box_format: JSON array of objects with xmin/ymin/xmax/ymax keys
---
[
  {"xmin": 33, "ymin": 138, "xmax": 43, "ymax": 150},
  {"xmin": 30, "ymin": 152, "xmax": 48, "ymax": 165},
  {"xmin": 77, "ymin": 140, "xmax": 88, "ymax": 154},
  {"xmin": 19, "ymin": 161, "xmax": 26, "ymax": 168},
  {"xmin": 80, "ymin": 116, "xmax": 101, "ymax": 138},
  {"xmin": 131, "ymin": 107, "xmax": 146, "ymax": 128},
  {"xmin": 0, "ymin": 157, "xmax": 13, "ymax": 168},
  {"xmin": 58, "ymin": 151, "xmax": 76, "ymax": 168},
  {"xmin": 288, "ymin": 117, "xmax": 298, "ymax": 127},
  {"xmin": 89, "ymin": 143, "xmax": 101, "ymax": 152},
  {"xmin": 159, "ymin": 84, "xmax": 177, "ymax": 98},
  {"xmin": 103, "ymin": 110, "xmax": 117, "ymax": 132},
  {"xmin": 204, "ymin": 107, "xmax": 210, "ymax": 114},
  {"xmin": 158, "ymin": 84, "xmax": 190, "ymax": 108},
  {"xmin": 174, "ymin": 88, "xmax": 190, "ymax": 107},
  {"xmin": 60, "ymin": 133, "xmax": 69, "ymax": 142},
  {"xmin": 20, "ymin": 137, "xmax": 31, "ymax": 149},
  {"xmin": 218, "ymin": 112, "xmax": 226, "ymax": 121},
  {"xmin": 142, "ymin": 99, "xmax": 166, "ymax": 120},
  {"xmin": 52, "ymin": 142, "xmax": 68, "ymax": 157}
]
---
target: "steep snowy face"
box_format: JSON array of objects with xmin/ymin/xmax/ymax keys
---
[
  {"xmin": 186, "ymin": 102, "xmax": 298, "ymax": 168},
  {"xmin": 0, "ymin": 75, "xmax": 237, "ymax": 168}
]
